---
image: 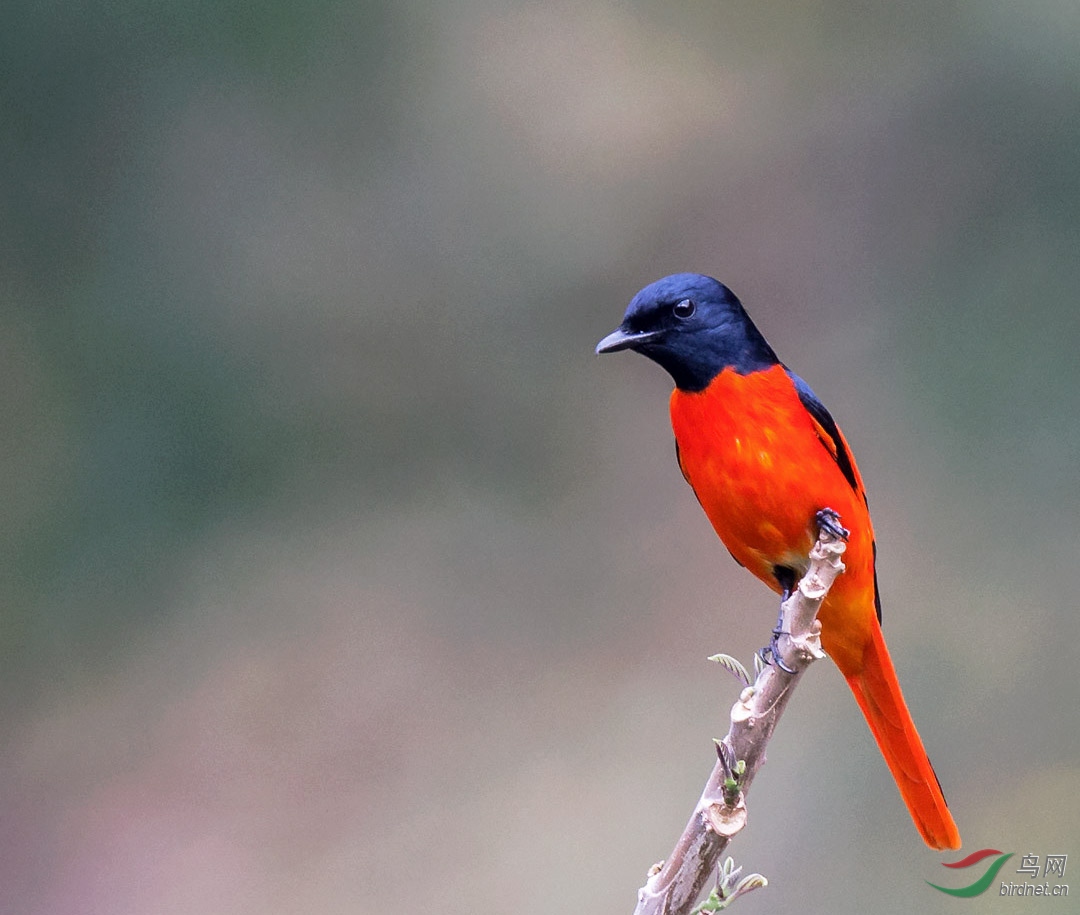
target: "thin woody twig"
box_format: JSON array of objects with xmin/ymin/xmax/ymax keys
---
[{"xmin": 632, "ymin": 525, "xmax": 847, "ymax": 915}]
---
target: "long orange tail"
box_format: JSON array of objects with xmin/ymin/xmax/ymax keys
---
[{"xmin": 845, "ymin": 620, "xmax": 961, "ymax": 850}]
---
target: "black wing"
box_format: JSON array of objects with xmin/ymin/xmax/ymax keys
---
[
  {"xmin": 787, "ymin": 369, "xmax": 882, "ymax": 622},
  {"xmin": 786, "ymin": 369, "xmax": 861, "ymax": 498}
]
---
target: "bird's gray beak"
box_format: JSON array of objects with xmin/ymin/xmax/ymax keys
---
[{"xmin": 595, "ymin": 327, "xmax": 661, "ymax": 354}]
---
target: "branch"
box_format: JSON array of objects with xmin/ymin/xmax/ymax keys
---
[{"xmin": 632, "ymin": 525, "xmax": 847, "ymax": 915}]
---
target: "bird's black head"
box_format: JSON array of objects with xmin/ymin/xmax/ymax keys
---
[{"xmin": 595, "ymin": 273, "xmax": 779, "ymax": 392}]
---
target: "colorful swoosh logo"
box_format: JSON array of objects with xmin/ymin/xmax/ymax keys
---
[{"xmin": 927, "ymin": 849, "xmax": 1014, "ymax": 897}]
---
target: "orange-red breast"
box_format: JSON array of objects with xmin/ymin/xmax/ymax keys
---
[{"xmin": 597, "ymin": 273, "xmax": 961, "ymax": 850}]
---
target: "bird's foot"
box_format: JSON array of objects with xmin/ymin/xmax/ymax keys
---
[
  {"xmin": 815, "ymin": 507, "xmax": 849, "ymax": 542},
  {"xmin": 757, "ymin": 628, "xmax": 797, "ymax": 674}
]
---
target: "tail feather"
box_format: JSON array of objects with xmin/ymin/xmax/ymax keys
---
[{"xmin": 845, "ymin": 621, "xmax": 961, "ymax": 851}]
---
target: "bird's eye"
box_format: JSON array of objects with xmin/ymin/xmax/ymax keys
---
[{"xmin": 673, "ymin": 298, "xmax": 696, "ymax": 319}]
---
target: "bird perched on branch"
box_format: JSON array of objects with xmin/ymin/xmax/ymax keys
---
[{"xmin": 596, "ymin": 273, "xmax": 961, "ymax": 851}]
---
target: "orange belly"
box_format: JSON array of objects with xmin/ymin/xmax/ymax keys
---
[{"xmin": 669, "ymin": 365, "xmax": 876, "ymax": 673}]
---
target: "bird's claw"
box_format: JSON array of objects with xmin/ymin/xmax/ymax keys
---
[
  {"xmin": 815, "ymin": 507, "xmax": 849, "ymax": 542},
  {"xmin": 757, "ymin": 628, "xmax": 797, "ymax": 674}
]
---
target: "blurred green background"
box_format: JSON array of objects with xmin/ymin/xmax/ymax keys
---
[{"xmin": 3, "ymin": 1, "xmax": 1078, "ymax": 912}]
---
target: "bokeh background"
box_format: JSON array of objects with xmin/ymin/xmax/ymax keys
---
[{"xmin": 3, "ymin": 2, "xmax": 1079, "ymax": 913}]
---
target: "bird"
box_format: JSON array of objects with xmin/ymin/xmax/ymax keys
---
[{"xmin": 596, "ymin": 272, "xmax": 961, "ymax": 851}]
